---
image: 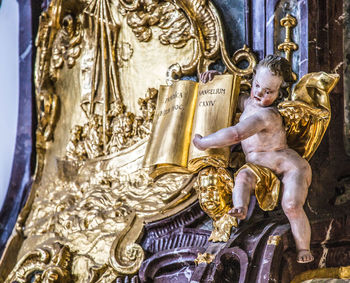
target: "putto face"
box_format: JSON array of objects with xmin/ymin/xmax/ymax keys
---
[
  {"xmin": 250, "ymin": 66, "xmax": 283, "ymax": 107},
  {"xmin": 198, "ymin": 174, "xmax": 232, "ymax": 219}
]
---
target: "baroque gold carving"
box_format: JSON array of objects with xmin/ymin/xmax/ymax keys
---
[
  {"xmin": 36, "ymin": 89, "xmax": 59, "ymax": 144},
  {"xmin": 267, "ymin": 235, "xmax": 281, "ymax": 246},
  {"xmin": 66, "ymin": 88, "xmax": 157, "ymax": 160},
  {"xmin": 109, "ymin": 213, "xmax": 144, "ymax": 274},
  {"xmin": 34, "ymin": 0, "xmax": 64, "ymax": 145},
  {"xmin": 278, "ymin": 14, "xmax": 298, "ymax": 82},
  {"xmin": 34, "ymin": 0, "xmax": 63, "ymax": 90},
  {"xmin": 121, "ymin": 0, "xmax": 192, "ymax": 48},
  {"xmin": 195, "ymin": 167, "xmax": 238, "ymax": 242},
  {"xmin": 1, "ymin": 0, "xmax": 259, "ymax": 281},
  {"xmin": 34, "ymin": 2, "xmax": 83, "ymax": 145},
  {"xmin": 117, "ymin": 42, "xmax": 134, "ymax": 68},
  {"xmin": 194, "ymin": 252, "xmax": 216, "ymax": 265},
  {"xmin": 5, "ymin": 243, "xmax": 72, "ymax": 283},
  {"xmin": 278, "ymin": 72, "xmax": 340, "ymax": 160},
  {"xmin": 82, "ymin": 0, "xmax": 122, "ymax": 154},
  {"xmin": 278, "ymin": 14, "xmax": 298, "ymax": 63},
  {"xmin": 50, "ymin": 14, "xmax": 83, "ymax": 79},
  {"xmin": 235, "ymin": 163, "xmax": 280, "ymax": 212},
  {"xmin": 166, "ymin": 1, "xmax": 257, "ymax": 84},
  {"xmin": 291, "ymin": 265, "xmax": 350, "ymax": 283}
]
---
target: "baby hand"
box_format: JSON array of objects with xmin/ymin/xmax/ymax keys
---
[
  {"xmin": 193, "ymin": 134, "xmax": 207, "ymax": 151},
  {"xmin": 199, "ymin": 70, "xmax": 222, "ymax": 83}
]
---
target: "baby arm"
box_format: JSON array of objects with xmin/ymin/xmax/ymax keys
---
[{"xmin": 193, "ymin": 111, "xmax": 269, "ymax": 151}]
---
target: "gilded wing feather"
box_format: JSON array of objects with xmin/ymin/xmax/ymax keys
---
[{"xmin": 278, "ymin": 72, "xmax": 339, "ymax": 160}]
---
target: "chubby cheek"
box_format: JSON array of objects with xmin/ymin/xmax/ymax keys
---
[
  {"xmin": 261, "ymin": 97, "xmax": 274, "ymax": 106},
  {"xmin": 250, "ymin": 88, "xmax": 255, "ymax": 98}
]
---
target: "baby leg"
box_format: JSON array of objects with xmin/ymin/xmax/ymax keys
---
[
  {"xmin": 229, "ymin": 169, "xmax": 256, "ymax": 220},
  {"xmin": 281, "ymin": 160, "xmax": 313, "ymax": 263}
]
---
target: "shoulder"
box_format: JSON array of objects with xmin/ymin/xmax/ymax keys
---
[
  {"xmin": 256, "ymin": 107, "xmax": 282, "ymax": 124},
  {"xmin": 260, "ymin": 106, "xmax": 280, "ymax": 116}
]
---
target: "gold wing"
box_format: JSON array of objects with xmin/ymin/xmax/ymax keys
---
[{"xmin": 278, "ymin": 72, "xmax": 339, "ymax": 160}]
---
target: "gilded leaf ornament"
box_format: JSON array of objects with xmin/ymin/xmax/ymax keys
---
[{"xmin": 5, "ymin": 243, "xmax": 73, "ymax": 283}]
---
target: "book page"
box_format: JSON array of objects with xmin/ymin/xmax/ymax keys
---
[
  {"xmin": 188, "ymin": 74, "xmax": 241, "ymax": 172},
  {"xmin": 143, "ymin": 80, "xmax": 198, "ymax": 169}
]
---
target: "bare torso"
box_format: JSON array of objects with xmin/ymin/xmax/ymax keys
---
[
  {"xmin": 240, "ymin": 96, "xmax": 305, "ymax": 176},
  {"xmin": 240, "ymin": 96, "xmax": 287, "ymax": 153}
]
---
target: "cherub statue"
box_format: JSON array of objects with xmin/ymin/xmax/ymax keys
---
[{"xmin": 193, "ymin": 55, "xmax": 339, "ymax": 264}]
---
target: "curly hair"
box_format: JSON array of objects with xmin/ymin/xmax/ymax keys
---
[{"xmin": 253, "ymin": 54, "xmax": 294, "ymax": 101}]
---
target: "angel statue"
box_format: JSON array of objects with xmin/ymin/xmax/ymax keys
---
[{"xmin": 193, "ymin": 55, "xmax": 339, "ymax": 264}]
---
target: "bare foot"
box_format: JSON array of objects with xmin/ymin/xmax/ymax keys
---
[
  {"xmin": 228, "ymin": 206, "xmax": 247, "ymax": 220},
  {"xmin": 297, "ymin": 249, "xmax": 314, "ymax": 263}
]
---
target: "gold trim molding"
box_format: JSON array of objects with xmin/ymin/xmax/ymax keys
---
[{"xmin": 291, "ymin": 265, "xmax": 350, "ymax": 283}]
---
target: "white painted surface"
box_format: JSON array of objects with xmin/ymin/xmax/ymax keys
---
[{"xmin": 0, "ymin": 0, "xmax": 19, "ymax": 209}]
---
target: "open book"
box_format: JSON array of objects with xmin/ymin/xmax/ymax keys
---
[{"xmin": 143, "ymin": 74, "xmax": 241, "ymax": 178}]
